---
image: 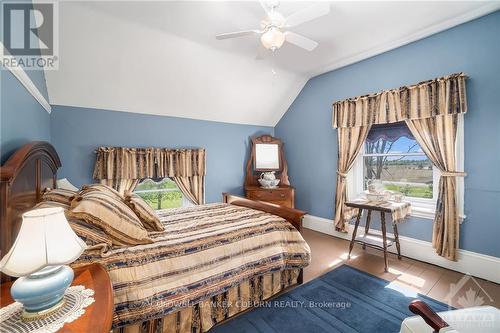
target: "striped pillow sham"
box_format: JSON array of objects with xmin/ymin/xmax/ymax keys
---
[
  {"xmin": 35, "ymin": 201, "xmax": 112, "ymax": 248},
  {"xmin": 124, "ymin": 192, "xmax": 164, "ymax": 232},
  {"xmin": 67, "ymin": 218, "xmax": 112, "ymax": 248},
  {"xmin": 68, "ymin": 191, "xmax": 152, "ymax": 246},
  {"xmin": 42, "ymin": 188, "xmax": 77, "ymax": 206},
  {"xmin": 80, "ymin": 183, "xmax": 124, "ymax": 202},
  {"xmin": 35, "ymin": 199, "xmax": 70, "ymax": 211}
]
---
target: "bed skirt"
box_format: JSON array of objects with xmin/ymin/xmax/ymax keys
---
[{"xmin": 113, "ymin": 269, "xmax": 300, "ymax": 333}]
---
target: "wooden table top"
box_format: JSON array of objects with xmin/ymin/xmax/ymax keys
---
[
  {"xmin": 345, "ymin": 199, "xmax": 411, "ymax": 213},
  {"xmin": 1, "ymin": 263, "xmax": 114, "ymax": 333}
]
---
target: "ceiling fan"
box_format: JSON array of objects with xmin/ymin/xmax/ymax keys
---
[{"xmin": 215, "ymin": 1, "xmax": 330, "ymax": 55}]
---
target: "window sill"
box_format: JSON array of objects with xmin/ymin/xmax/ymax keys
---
[
  {"xmin": 410, "ymin": 206, "xmax": 436, "ymax": 220},
  {"xmin": 405, "ymin": 197, "xmax": 436, "ymax": 220},
  {"xmin": 407, "ymin": 203, "xmax": 466, "ymax": 221}
]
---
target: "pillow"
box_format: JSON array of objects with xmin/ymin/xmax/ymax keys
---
[
  {"xmin": 42, "ymin": 188, "xmax": 77, "ymax": 206},
  {"xmin": 67, "ymin": 218, "xmax": 112, "ymax": 248},
  {"xmin": 35, "ymin": 200, "xmax": 70, "ymax": 211},
  {"xmin": 68, "ymin": 191, "xmax": 152, "ymax": 246},
  {"xmin": 124, "ymin": 192, "xmax": 164, "ymax": 232},
  {"xmin": 34, "ymin": 201, "xmax": 112, "ymax": 248},
  {"xmin": 57, "ymin": 178, "xmax": 79, "ymax": 191},
  {"xmin": 80, "ymin": 183, "xmax": 124, "ymax": 202}
]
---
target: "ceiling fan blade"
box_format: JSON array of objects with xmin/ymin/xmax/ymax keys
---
[
  {"xmin": 256, "ymin": 45, "xmax": 269, "ymax": 60},
  {"xmin": 285, "ymin": 31, "xmax": 318, "ymax": 51},
  {"xmin": 285, "ymin": 3, "xmax": 330, "ymax": 28},
  {"xmin": 216, "ymin": 30, "xmax": 260, "ymax": 40}
]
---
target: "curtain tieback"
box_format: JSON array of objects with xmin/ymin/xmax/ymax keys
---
[
  {"xmin": 336, "ymin": 171, "xmax": 348, "ymax": 178},
  {"xmin": 441, "ymin": 171, "xmax": 467, "ymax": 177}
]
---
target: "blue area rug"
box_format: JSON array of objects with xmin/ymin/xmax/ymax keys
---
[{"xmin": 212, "ymin": 265, "xmax": 449, "ymax": 333}]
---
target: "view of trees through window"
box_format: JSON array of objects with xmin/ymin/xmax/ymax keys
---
[
  {"xmin": 134, "ymin": 178, "xmax": 183, "ymax": 210},
  {"xmin": 363, "ymin": 125, "xmax": 433, "ymax": 199}
]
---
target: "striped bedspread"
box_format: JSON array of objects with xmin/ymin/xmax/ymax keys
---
[{"xmin": 73, "ymin": 203, "xmax": 311, "ymax": 328}]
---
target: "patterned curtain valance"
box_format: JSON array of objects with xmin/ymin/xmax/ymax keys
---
[
  {"xmin": 93, "ymin": 147, "xmax": 206, "ymax": 180},
  {"xmin": 332, "ymin": 73, "xmax": 468, "ymax": 128}
]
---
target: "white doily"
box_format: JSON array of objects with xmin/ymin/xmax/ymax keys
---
[{"xmin": 0, "ymin": 285, "xmax": 95, "ymax": 333}]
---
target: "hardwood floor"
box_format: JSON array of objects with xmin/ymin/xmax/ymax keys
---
[{"xmin": 302, "ymin": 228, "xmax": 500, "ymax": 309}]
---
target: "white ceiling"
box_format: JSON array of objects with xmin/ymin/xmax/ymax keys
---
[{"xmin": 44, "ymin": 1, "xmax": 500, "ymax": 126}]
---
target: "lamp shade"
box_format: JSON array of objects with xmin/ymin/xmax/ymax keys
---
[{"xmin": 0, "ymin": 207, "xmax": 86, "ymax": 277}]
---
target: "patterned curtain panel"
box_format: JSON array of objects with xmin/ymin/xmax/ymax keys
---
[
  {"xmin": 406, "ymin": 115, "xmax": 465, "ymax": 261},
  {"xmin": 334, "ymin": 125, "xmax": 371, "ymax": 232},
  {"xmin": 172, "ymin": 176, "xmax": 204, "ymax": 205},
  {"xmin": 332, "ymin": 73, "xmax": 467, "ymax": 128},
  {"xmin": 93, "ymin": 147, "xmax": 206, "ymax": 204},
  {"xmin": 100, "ymin": 179, "xmax": 139, "ymax": 195}
]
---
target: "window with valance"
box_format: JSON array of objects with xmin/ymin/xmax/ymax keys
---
[
  {"xmin": 93, "ymin": 147, "xmax": 206, "ymax": 206},
  {"xmin": 332, "ymin": 73, "xmax": 467, "ymax": 261}
]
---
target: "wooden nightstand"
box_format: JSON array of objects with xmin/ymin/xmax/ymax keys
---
[
  {"xmin": 1, "ymin": 263, "xmax": 113, "ymax": 333},
  {"xmin": 245, "ymin": 185, "xmax": 295, "ymax": 208}
]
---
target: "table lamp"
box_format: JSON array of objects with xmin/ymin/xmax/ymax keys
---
[{"xmin": 0, "ymin": 207, "xmax": 87, "ymax": 319}]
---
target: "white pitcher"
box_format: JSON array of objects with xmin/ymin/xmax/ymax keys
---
[{"xmin": 260, "ymin": 171, "xmax": 276, "ymax": 181}]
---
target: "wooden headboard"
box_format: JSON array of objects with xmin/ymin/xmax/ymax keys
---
[{"xmin": 0, "ymin": 141, "xmax": 61, "ymax": 281}]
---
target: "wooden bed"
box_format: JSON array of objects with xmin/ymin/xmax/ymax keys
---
[
  {"xmin": 0, "ymin": 142, "xmax": 308, "ymax": 328},
  {"xmin": 0, "ymin": 142, "xmax": 61, "ymax": 282},
  {"xmin": 222, "ymin": 193, "xmax": 306, "ymax": 284}
]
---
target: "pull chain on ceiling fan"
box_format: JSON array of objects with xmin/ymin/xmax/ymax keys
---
[{"xmin": 216, "ymin": 1, "xmax": 330, "ymax": 57}]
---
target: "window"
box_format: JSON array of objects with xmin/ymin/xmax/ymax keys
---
[
  {"xmin": 348, "ymin": 117, "xmax": 464, "ymax": 220},
  {"xmin": 363, "ymin": 122, "xmax": 436, "ymax": 199},
  {"xmin": 134, "ymin": 178, "xmax": 192, "ymax": 210}
]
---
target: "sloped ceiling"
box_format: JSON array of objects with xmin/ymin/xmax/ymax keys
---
[{"xmin": 44, "ymin": 1, "xmax": 500, "ymax": 126}]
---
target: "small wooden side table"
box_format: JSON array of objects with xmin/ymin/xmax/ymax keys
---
[
  {"xmin": 345, "ymin": 199, "xmax": 410, "ymax": 272},
  {"xmin": 1, "ymin": 263, "xmax": 113, "ymax": 333}
]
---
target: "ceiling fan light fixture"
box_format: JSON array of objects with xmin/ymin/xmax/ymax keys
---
[
  {"xmin": 260, "ymin": 27, "xmax": 285, "ymax": 50},
  {"xmin": 217, "ymin": 1, "xmax": 327, "ymax": 55}
]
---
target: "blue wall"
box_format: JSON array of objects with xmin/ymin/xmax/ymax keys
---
[
  {"xmin": 50, "ymin": 106, "xmax": 273, "ymax": 203},
  {"xmin": 2, "ymin": 9, "xmax": 499, "ymax": 257},
  {"xmin": 0, "ymin": 69, "xmax": 51, "ymax": 163},
  {"xmin": 0, "ymin": 0, "xmax": 51, "ymax": 163},
  {"xmin": 275, "ymin": 11, "xmax": 500, "ymax": 257}
]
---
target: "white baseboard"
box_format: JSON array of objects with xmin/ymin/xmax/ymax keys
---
[{"xmin": 303, "ymin": 214, "xmax": 500, "ymax": 284}]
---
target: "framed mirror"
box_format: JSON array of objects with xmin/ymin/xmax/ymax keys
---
[
  {"xmin": 245, "ymin": 135, "xmax": 290, "ymax": 187},
  {"xmin": 254, "ymin": 143, "xmax": 280, "ymax": 170}
]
